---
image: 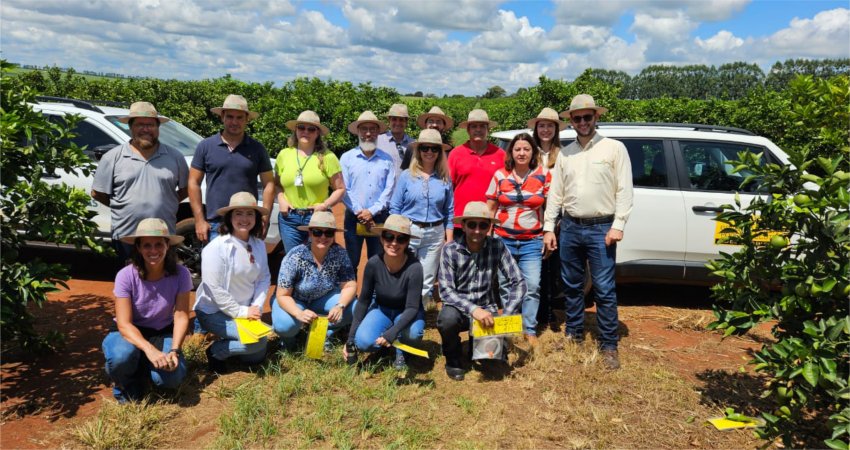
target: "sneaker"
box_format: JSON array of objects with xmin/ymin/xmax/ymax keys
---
[
  {"xmin": 602, "ymin": 349, "xmax": 620, "ymax": 370},
  {"xmin": 393, "ymin": 352, "xmax": 407, "ymax": 371},
  {"xmin": 344, "ymin": 343, "xmax": 358, "ymax": 366},
  {"xmin": 206, "ymin": 346, "xmax": 227, "ymax": 374},
  {"xmin": 445, "ymin": 366, "xmax": 465, "ymax": 381}
]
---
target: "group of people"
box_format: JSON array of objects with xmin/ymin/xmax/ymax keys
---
[{"xmin": 93, "ymin": 92, "xmax": 633, "ymax": 401}]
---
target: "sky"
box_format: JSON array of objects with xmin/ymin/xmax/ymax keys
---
[{"xmin": 2, "ymin": 0, "xmax": 849, "ymax": 96}]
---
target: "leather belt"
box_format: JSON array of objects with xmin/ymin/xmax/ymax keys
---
[
  {"xmin": 290, "ymin": 208, "xmax": 314, "ymax": 215},
  {"xmin": 412, "ymin": 220, "xmax": 444, "ymax": 228},
  {"xmin": 564, "ymin": 214, "xmax": 614, "ymax": 226}
]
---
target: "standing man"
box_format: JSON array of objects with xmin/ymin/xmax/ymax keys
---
[
  {"xmin": 543, "ymin": 94, "xmax": 633, "ymax": 370},
  {"xmin": 376, "ymin": 103, "xmax": 414, "ymax": 176},
  {"xmin": 340, "ymin": 111, "xmax": 396, "ymax": 272},
  {"xmin": 447, "ymin": 109, "xmax": 505, "ymax": 218},
  {"xmin": 92, "ymin": 102, "xmax": 189, "ymax": 265},
  {"xmin": 401, "ymin": 106, "xmax": 454, "ymax": 170},
  {"xmin": 188, "ymin": 94, "xmax": 274, "ymax": 243},
  {"xmin": 437, "ymin": 202, "xmax": 527, "ymax": 381}
]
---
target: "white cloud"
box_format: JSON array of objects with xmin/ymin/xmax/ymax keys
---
[
  {"xmin": 342, "ymin": 1, "xmax": 444, "ymax": 53},
  {"xmin": 761, "ymin": 8, "xmax": 850, "ymax": 58},
  {"xmin": 346, "ymin": 0, "xmax": 503, "ymax": 31},
  {"xmin": 695, "ymin": 30, "xmax": 744, "ymax": 52},
  {"xmin": 548, "ymin": 24, "xmax": 611, "ymax": 51},
  {"xmin": 630, "ymin": 11, "xmax": 696, "ymax": 43},
  {"xmin": 465, "ymin": 10, "xmax": 548, "ymax": 63},
  {"xmin": 552, "ymin": 0, "xmax": 630, "ymax": 26}
]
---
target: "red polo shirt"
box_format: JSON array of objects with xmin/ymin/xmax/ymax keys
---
[{"xmin": 448, "ymin": 141, "xmax": 505, "ymax": 215}]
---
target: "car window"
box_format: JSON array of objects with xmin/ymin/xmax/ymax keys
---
[
  {"xmin": 679, "ymin": 140, "xmax": 766, "ymax": 192},
  {"xmin": 105, "ymin": 116, "xmax": 202, "ymax": 157},
  {"xmin": 621, "ymin": 139, "xmax": 666, "ymax": 188},
  {"xmin": 45, "ymin": 115, "xmax": 118, "ymax": 149}
]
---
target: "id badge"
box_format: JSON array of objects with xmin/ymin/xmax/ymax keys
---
[{"xmin": 294, "ymin": 172, "xmax": 304, "ymax": 187}]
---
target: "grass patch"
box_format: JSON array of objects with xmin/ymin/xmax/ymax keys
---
[{"xmin": 72, "ymin": 399, "xmax": 178, "ymax": 449}]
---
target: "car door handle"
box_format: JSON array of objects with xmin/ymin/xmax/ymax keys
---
[{"xmin": 692, "ymin": 205, "xmax": 724, "ymax": 213}]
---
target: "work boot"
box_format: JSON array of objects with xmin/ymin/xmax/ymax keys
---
[{"xmin": 602, "ymin": 349, "xmax": 620, "ymax": 370}]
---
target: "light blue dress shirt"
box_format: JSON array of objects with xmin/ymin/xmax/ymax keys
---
[
  {"xmin": 389, "ymin": 169, "xmax": 455, "ymax": 229},
  {"xmin": 340, "ymin": 147, "xmax": 396, "ymax": 215},
  {"xmin": 377, "ymin": 131, "xmax": 414, "ymax": 175}
]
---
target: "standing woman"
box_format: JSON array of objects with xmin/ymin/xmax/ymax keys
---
[
  {"xmin": 389, "ymin": 129, "xmax": 454, "ymax": 307},
  {"xmin": 275, "ymin": 110, "xmax": 345, "ymax": 253},
  {"xmin": 102, "ymin": 218, "xmax": 191, "ymax": 402},
  {"xmin": 485, "ymin": 133, "xmax": 551, "ymax": 346},
  {"xmin": 529, "ymin": 108, "xmax": 567, "ymax": 328},
  {"xmin": 194, "ymin": 192, "xmax": 271, "ymax": 372},
  {"xmin": 344, "ymin": 215, "xmax": 425, "ymax": 370}
]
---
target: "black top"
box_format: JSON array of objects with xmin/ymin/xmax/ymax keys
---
[{"xmin": 348, "ymin": 252, "xmax": 423, "ymax": 343}]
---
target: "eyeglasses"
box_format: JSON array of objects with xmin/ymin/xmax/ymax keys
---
[
  {"xmin": 310, "ymin": 228, "xmax": 336, "ymax": 238},
  {"xmin": 381, "ymin": 231, "xmax": 410, "ymax": 244},
  {"xmin": 297, "ymin": 124, "xmax": 319, "ymax": 133},
  {"xmin": 464, "ymin": 220, "xmax": 491, "ymax": 230},
  {"xmin": 245, "ymin": 245, "xmax": 255, "ymax": 264},
  {"xmin": 570, "ymin": 113, "xmax": 595, "ymax": 124},
  {"xmin": 419, "ymin": 145, "xmax": 441, "ymax": 153}
]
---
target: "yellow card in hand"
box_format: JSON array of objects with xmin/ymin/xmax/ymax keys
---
[
  {"xmin": 393, "ymin": 341, "xmax": 429, "ymax": 358},
  {"xmin": 234, "ymin": 318, "xmax": 273, "ymax": 344},
  {"xmin": 356, "ymin": 223, "xmax": 379, "ymax": 237},
  {"xmin": 305, "ymin": 316, "xmax": 329, "ymax": 359},
  {"xmin": 471, "ymin": 314, "xmax": 523, "ymax": 337}
]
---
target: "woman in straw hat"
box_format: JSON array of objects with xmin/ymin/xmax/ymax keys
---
[
  {"xmin": 194, "ymin": 192, "xmax": 271, "ymax": 372},
  {"xmin": 389, "ymin": 128, "xmax": 454, "ymax": 309},
  {"xmin": 101, "ymin": 218, "xmax": 190, "ymax": 402},
  {"xmin": 344, "ymin": 214, "xmax": 425, "ymax": 370},
  {"xmin": 485, "ymin": 133, "xmax": 551, "ymax": 347},
  {"xmin": 274, "ymin": 110, "xmax": 345, "ymax": 254},
  {"xmin": 272, "ymin": 211, "xmax": 356, "ymax": 351}
]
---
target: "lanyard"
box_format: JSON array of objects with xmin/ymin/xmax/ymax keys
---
[{"xmin": 295, "ymin": 150, "xmax": 314, "ymax": 174}]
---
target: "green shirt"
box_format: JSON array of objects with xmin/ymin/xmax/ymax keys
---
[{"xmin": 274, "ymin": 147, "xmax": 341, "ymax": 209}]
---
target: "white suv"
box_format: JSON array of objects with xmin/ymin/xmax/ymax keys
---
[
  {"xmin": 492, "ymin": 123, "xmax": 791, "ymax": 284},
  {"xmin": 31, "ymin": 97, "xmax": 281, "ymax": 277}
]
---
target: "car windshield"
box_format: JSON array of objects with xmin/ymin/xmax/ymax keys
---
[{"xmin": 106, "ymin": 116, "xmax": 202, "ymax": 156}]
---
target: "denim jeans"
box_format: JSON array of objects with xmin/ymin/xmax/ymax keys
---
[
  {"xmin": 278, "ymin": 211, "xmax": 312, "ymax": 254},
  {"xmin": 408, "ymin": 223, "xmax": 445, "ymax": 302},
  {"xmin": 436, "ymin": 304, "xmax": 470, "ymax": 369},
  {"xmin": 538, "ymin": 244, "xmax": 563, "ymax": 323},
  {"xmin": 102, "ymin": 331, "xmax": 187, "ymax": 402},
  {"xmin": 558, "ymin": 218, "xmax": 619, "ymax": 350},
  {"xmin": 196, "ymin": 310, "xmax": 268, "ymax": 363},
  {"xmin": 271, "ymin": 289, "xmax": 354, "ymax": 346},
  {"xmin": 498, "ymin": 236, "xmax": 543, "ymax": 335},
  {"xmin": 353, "ymin": 304, "xmax": 425, "ymax": 358},
  {"xmin": 207, "ymin": 218, "xmax": 222, "ymax": 243},
  {"xmin": 343, "ymin": 211, "xmax": 383, "ymax": 273}
]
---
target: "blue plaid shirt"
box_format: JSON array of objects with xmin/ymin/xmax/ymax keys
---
[{"xmin": 438, "ymin": 236, "xmax": 527, "ymax": 316}]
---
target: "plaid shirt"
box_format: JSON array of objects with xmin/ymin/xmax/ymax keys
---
[{"xmin": 438, "ymin": 236, "xmax": 527, "ymax": 316}]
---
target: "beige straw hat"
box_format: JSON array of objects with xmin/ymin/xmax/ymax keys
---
[
  {"xmin": 416, "ymin": 106, "xmax": 454, "ymax": 129},
  {"xmin": 210, "ymin": 94, "xmax": 260, "ymax": 121},
  {"xmin": 458, "ymin": 109, "xmax": 498, "ymax": 129},
  {"xmin": 452, "ymin": 201, "xmax": 498, "ymax": 225},
  {"xmin": 410, "ymin": 129, "xmax": 451, "ymax": 152},
  {"xmin": 347, "ymin": 111, "xmax": 389, "ymax": 135},
  {"xmin": 215, "ymin": 192, "xmax": 269, "ymax": 217},
  {"xmin": 296, "ymin": 211, "xmax": 345, "ymax": 232},
  {"xmin": 119, "ymin": 218, "xmax": 184, "ymax": 245},
  {"xmin": 559, "ymin": 94, "xmax": 608, "ymax": 118},
  {"xmin": 386, "ymin": 103, "xmax": 410, "ymax": 118},
  {"xmin": 117, "ymin": 102, "xmax": 170, "ymax": 124},
  {"xmin": 285, "ymin": 110, "xmax": 330, "ymax": 136},
  {"xmin": 527, "ymin": 107, "xmax": 568, "ymax": 131},
  {"xmin": 372, "ymin": 214, "xmax": 421, "ymax": 238}
]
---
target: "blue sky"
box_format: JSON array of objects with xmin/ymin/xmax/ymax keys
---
[{"xmin": 2, "ymin": 0, "xmax": 848, "ymax": 96}]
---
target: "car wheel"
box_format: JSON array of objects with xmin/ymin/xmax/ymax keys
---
[{"xmin": 175, "ymin": 218, "xmax": 202, "ymax": 289}]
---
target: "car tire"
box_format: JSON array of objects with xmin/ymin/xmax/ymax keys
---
[{"xmin": 175, "ymin": 218, "xmax": 202, "ymax": 290}]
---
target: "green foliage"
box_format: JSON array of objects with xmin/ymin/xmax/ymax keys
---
[
  {"xmin": 482, "ymin": 85, "xmax": 507, "ymax": 99},
  {"xmin": 707, "ymin": 75, "xmax": 850, "ymax": 447},
  {"xmin": 765, "ymin": 58, "xmax": 850, "ymax": 91},
  {"xmin": 0, "ymin": 60, "xmax": 101, "ymax": 352}
]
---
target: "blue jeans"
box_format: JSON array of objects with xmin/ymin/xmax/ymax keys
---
[
  {"xmin": 271, "ymin": 289, "xmax": 354, "ymax": 345},
  {"xmin": 353, "ymin": 305, "xmax": 425, "ymax": 357},
  {"xmin": 558, "ymin": 218, "xmax": 619, "ymax": 350},
  {"xmin": 343, "ymin": 211, "xmax": 383, "ymax": 273},
  {"xmin": 102, "ymin": 331, "xmax": 187, "ymax": 402},
  {"xmin": 207, "ymin": 218, "xmax": 222, "ymax": 243},
  {"xmin": 498, "ymin": 236, "xmax": 543, "ymax": 335},
  {"xmin": 408, "ymin": 224, "xmax": 445, "ymax": 301},
  {"xmin": 196, "ymin": 311, "xmax": 268, "ymax": 363},
  {"xmin": 278, "ymin": 211, "xmax": 312, "ymax": 254}
]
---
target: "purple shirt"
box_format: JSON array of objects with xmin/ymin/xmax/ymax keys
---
[{"xmin": 114, "ymin": 265, "xmax": 192, "ymax": 330}]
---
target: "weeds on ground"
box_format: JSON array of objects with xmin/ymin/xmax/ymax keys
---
[{"xmin": 72, "ymin": 399, "xmax": 178, "ymax": 449}]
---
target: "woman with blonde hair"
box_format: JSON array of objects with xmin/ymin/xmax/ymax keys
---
[
  {"xmin": 389, "ymin": 129, "xmax": 454, "ymax": 308},
  {"xmin": 274, "ymin": 110, "xmax": 345, "ymax": 253}
]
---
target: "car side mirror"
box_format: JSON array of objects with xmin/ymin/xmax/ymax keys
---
[{"xmin": 84, "ymin": 144, "xmax": 116, "ymax": 161}]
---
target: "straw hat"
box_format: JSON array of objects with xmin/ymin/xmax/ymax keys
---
[
  {"xmin": 117, "ymin": 102, "xmax": 170, "ymax": 124},
  {"xmin": 410, "ymin": 129, "xmax": 450, "ymax": 152},
  {"xmin": 347, "ymin": 111, "xmax": 389, "ymax": 135},
  {"xmin": 119, "ymin": 218, "xmax": 184, "ymax": 245},
  {"xmin": 210, "ymin": 94, "xmax": 260, "ymax": 121},
  {"xmin": 215, "ymin": 192, "xmax": 269, "ymax": 217},
  {"xmin": 527, "ymin": 107, "xmax": 567, "ymax": 131},
  {"xmin": 559, "ymin": 94, "xmax": 608, "ymax": 118},
  {"xmin": 452, "ymin": 201, "xmax": 498, "ymax": 225},
  {"xmin": 371, "ymin": 214, "xmax": 421, "ymax": 238},
  {"xmin": 416, "ymin": 106, "xmax": 454, "ymax": 129},
  {"xmin": 458, "ymin": 109, "xmax": 498, "ymax": 129},
  {"xmin": 386, "ymin": 103, "xmax": 410, "ymax": 118},
  {"xmin": 285, "ymin": 110, "xmax": 330, "ymax": 136},
  {"xmin": 296, "ymin": 211, "xmax": 345, "ymax": 232}
]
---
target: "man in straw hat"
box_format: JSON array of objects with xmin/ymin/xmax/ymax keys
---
[
  {"xmin": 340, "ymin": 111, "xmax": 396, "ymax": 273},
  {"xmin": 401, "ymin": 106, "xmax": 454, "ymax": 170},
  {"xmin": 447, "ymin": 109, "xmax": 505, "ymax": 218},
  {"xmin": 92, "ymin": 101, "xmax": 189, "ymax": 266},
  {"xmin": 377, "ymin": 103, "xmax": 415, "ymax": 177},
  {"xmin": 543, "ymin": 94, "xmax": 633, "ymax": 370},
  {"xmin": 188, "ymin": 94, "xmax": 274, "ymax": 243},
  {"xmin": 437, "ymin": 201, "xmax": 526, "ymax": 381}
]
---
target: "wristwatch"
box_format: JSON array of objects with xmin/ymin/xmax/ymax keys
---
[{"xmin": 168, "ymin": 348, "xmax": 183, "ymax": 356}]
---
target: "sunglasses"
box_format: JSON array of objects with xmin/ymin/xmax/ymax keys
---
[
  {"xmin": 296, "ymin": 124, "xmax": 319, "ymax": 133},
  {"xmin": 310, "ymin": 228, "xmax": 336, "ymax": 238},
  {"xmin": 570, "ymin": 113, "xmax": 595, "ymax": 124},
  {"xmin": 464, "ymin": 220, "xmax": 491, "ymax": 230},
  {"xmin": 381, "ymin": 231, "xmax": 410, "ymax": 244},
  {"xmin": 245, "ymin": 245, "xmax": 255, "ymax": 264},
  {"xmin": 419, "ymin": 145, "xmax": 441, "ymax": 154}
]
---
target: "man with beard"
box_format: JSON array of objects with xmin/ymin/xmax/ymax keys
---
[
  {"xmin": 447, "ymin": 109, "xmax": 505, "ymax": 218},
  {"xmin": 543, "ymin": 94, "xmax": 633, "ymax": 370},
  {"xmin": 376, "ymin": 103, "xmax": 414, "ymax": 177},
  {"xmin": 339, "ymin": 111, "xmax": 396, "ymax": 272},
  {"xmin": 92, "ymin": 102, "xmax": 189, "ymax": 266}
]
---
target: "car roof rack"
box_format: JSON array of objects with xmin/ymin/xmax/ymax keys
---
[
  {"xmin": 35, "ymin": 96, "xmax": 105, "ymax": 113},
  {"xmin": 596, "ymin": 122, "xmax": 756, "ymax": 136}
]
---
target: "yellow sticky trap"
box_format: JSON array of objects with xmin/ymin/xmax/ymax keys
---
[
  {"xmin": 393, "ymin": 341, "xmax": 429, "ymax": 358},
  {"xmin": 234, "ymin": 318, "xmax": 273, "ymax": 344},
  {"xmin": 471, "ymin": 314, "xmax": 523, "ymax": 337},
  {"xmin": 305, "ymin": 316, "xmax": 329, "ymax": 359},
  {"xmin": 706, "ymin": 417, "xmax": 761, "ymax": 431}
]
